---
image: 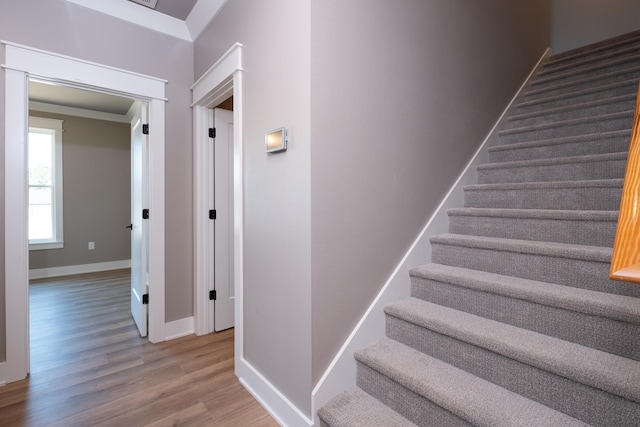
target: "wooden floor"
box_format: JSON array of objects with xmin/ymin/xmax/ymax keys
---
[{"xmin": 0, "ymin": 270, "xmax": 278, "ymax": 426}]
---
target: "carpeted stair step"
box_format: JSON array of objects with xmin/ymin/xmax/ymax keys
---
[
  {"xmin": 318, "ymin": 387, "xmax": 418, "ymax": 427},
  {"xmin": 384, "ymin": 298, "xmax": 640, "ymax": 427},
  {"xmin": 516, "ymin": 79, "xmax": 639, "ymax": 114},
  {"xmin": 546, "ymin": 30, "xmax": 640, "ymax": 65},
  {"xmin": 488, "ymin": 130, "xmax": 631, "ymax": 162},
  {"xmin": 409, "ymin": 263, "xmax": 640, "ymax": 360},
  {"xmin": 525, "ymin": 65, "xmax": 640, "ymax": 99},
  {"xmin": 539, "ymin": 44, "xmax": 640, "ymax": 77},
  {"xmin": 508, "ymin": 94, "xmax": 637, "ymax": 128},
  {"xmin": 429, "ymin": 233, "xmax": 640, "ymax": 296},
  {"xmin": 464, "ymin": 179, "xmax": 623, "ymax": 210},
  {"xmin": 447, "ymin": 208, "xmax": 617, "ymax": 246},
  {"xmin": 355, "ymin": 338, "xmax": 587, "ymax": 427},
  {"xmin": 477, "ymin": 152, "xmax": 627, "ymax": 184},
  {"xmin": 529, "ymin": 54, "xmax": 640, "ymax": 89},
  {"xmin": 498, "ymin": 110, "xmax": 634, "ymax": 144}
]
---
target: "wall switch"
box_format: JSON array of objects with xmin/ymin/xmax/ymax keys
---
[{"xmin": 88, "ymin": 242, "xmax": 95, "ymax": 250}]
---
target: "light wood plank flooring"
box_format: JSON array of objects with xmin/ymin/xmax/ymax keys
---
[{"xmin": 0, "ymin": 269, "xmax": 278, "ymax": 426}]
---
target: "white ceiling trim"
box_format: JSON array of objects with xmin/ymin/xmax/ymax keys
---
[
  {"xmin": 67, "ymin": 0, "xmax": 192, "ymax": 41},
  {"xmin": 67, "ymin": 0, "xmax": 226, "ymax": 42}
]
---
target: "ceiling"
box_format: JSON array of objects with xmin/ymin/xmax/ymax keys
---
[
  {"xmin": 67, "ymin": 0, "xmax": 227, "ymax": 42},
  {"xmin": 141, "ymin": 0, "xmax": 198, "ymax": 21},
  {"xmin": 29, "ymin": 81, "xmax": 136, "ymax": 116}
]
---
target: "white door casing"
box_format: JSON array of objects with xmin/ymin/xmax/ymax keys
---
[
  {"xmin": 192, "ymin": 44, "xmax": 243, "ymax": 346},
  {"xmin": 130, "ymin": 103, "xmax": 149, "ymax": 337},
  {"xmin": 3, "ymin": 41, "xmax": 167, "ymax": 383},
  {"xmin": 212, "ymin": 107, "xmax": 234, "ymax": 332}
]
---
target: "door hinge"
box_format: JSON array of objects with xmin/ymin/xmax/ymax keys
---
[
  {"xmin": 142, "ymin": 209, "xmax": 149, "ymax": 219},
  {"xmin": 142, "ymin": 124, "xmax": 149, "ymax": 135},
  {"xmin": 209, "ymin": 209, "xmax": 216, "ymax": 220},
  {"xmin": 209, "ymin": 290, "xmax": 217, "ymax": 300},
  {"xmin": 209, "ymin": 127, "xmax": 216, "ymax": 138},
  {"xmin": 142, "ymin": 293, "xmax": 149, "ymax": 304}
]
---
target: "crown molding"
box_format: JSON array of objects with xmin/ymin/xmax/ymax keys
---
[
  {"xmin": 186, "ymin": 0, "xmax": 228, "ymax": 41},
  {"xmin": 67, "ymin": 0, "xmax": 192, "ymax": 41}
]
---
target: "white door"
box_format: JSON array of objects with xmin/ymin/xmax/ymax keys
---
[
  {"xmin": 130, "ymin": 103, "xmax": 149, "ymax": 337},
  {"xmin": 211, "ymin": 108, "xmax": 234, "ymax": 332}
]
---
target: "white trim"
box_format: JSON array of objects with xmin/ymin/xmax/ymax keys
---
[
  {"xmin": 29, "ymin": 101, "xmax": 130, "ymax": 123},
  {"xmin": 237, "ymin": 358, "xmax": 313, "ymax": 427},
  {"xmin": 29, "ymin": 241, "xmax": 64, "ymax": 251},
  {"xmin": 147, "ymin": 97, "xmax": 166, "ymax": 343},
  {"xmin": 191, "ymin": 43, "xmax": 243, "ymax": 105},
  {"xmin": 310, "ymin": 48, "xmax": 551, "ymax": 425},
  {"xmin": 29, "ymin": 260, "xmax": 131, "ymax": 280},
  {"xmin": 3, "ymin": 41, "xmax": 167, "ymax": 384},
  {"xmin": 66, "ymin": 0, "xmax": 192, "ymax": 42},
  {"xmin": 164, "ymin": 317, "xmax": 195, "ymax": 341},
  {"xmin": 4, "ymin": 67, "xmax": 29, "ymax": 384},
  {"xmin": 1, "ymin": 40, "xmax": 167, "ymax": 100},
  {"xmin": 186, "ymin": 0, "xmax": 228, "ymax": 41},
  {"xmin": 0, "ymin": 362, "xmax": 6, "ymax": 387},
  {"xmin": 192, "ymin": 43, "xmax": 242, "ymax": 337}
]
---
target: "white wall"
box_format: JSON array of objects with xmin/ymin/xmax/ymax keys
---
[
  {"xmin": 0, "ymin": 0, "xmax": 195, "ymax": 362},
  {"xmin": 551, "ymin": 0, "xmax": 640, "ymax": 53}
]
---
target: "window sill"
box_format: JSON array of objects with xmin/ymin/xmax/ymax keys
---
[{"xmin": 29, "ymin": 241, "xmax": 64, "ymax": 251}]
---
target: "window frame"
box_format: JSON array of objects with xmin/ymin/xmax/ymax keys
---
[{"xmin": 28, "ymin": 116, "xmax": 64, "ymax": 250}]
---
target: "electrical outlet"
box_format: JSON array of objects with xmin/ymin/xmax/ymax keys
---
[{"xmin": 88, "ymin": 242, "xmax": 95, "ymax": 250}]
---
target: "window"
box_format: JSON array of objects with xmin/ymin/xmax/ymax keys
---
[{"xmin": 28, "ymin": 116, "xmax": 64, "ymax": 250}]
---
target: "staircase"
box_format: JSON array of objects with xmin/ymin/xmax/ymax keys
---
[{"xmin": 318, "ymin": 32, "xmax": 640, "ymax": 427}]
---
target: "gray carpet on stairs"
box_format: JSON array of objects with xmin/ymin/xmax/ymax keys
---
[{"xmin": 319, "ymin": 30, "xmax": 640, "ymax": 427}]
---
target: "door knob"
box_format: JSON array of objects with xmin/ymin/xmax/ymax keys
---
[{"xmin": 125, "ymin": 224, "xmax": 133, "ymax": 230}]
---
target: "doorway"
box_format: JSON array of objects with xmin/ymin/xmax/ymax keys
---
[
  {"xmin": 3, "ymin": 41, "xmax": 167, "ymax": 383},
  {"xmin": 27, "ymin": 81, "xmax": 151, "ymax": 350}
]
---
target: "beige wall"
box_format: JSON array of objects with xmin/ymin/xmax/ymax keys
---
[
  {"xmin": 551, "ymin": 0, "xmax": 640, "ymax": 53},
  {"xmin": 0, "ymin": 0, "xmax": 194, "ymax": 362},
  {"xmin": 194, "ymin": 0, "xmax": 313, "ymax": 415},
  {"xmin": 28, "ymin": 111, "xmax": 131, "ymax": 270}
]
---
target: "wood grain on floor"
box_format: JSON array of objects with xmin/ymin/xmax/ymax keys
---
[{"xmin": 0, "ymin": 269, "xmax": 279, "ymax": 427}]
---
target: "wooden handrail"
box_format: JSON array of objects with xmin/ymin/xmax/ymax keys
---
[{"xmin": 610, "ymin": 82, "xmax": 640, "ymax": 283}]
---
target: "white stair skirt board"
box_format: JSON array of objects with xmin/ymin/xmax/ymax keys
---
[
  {"xmin": 164, "ymin": 317, "xmax": 195, "ymax": 341},
  {"xmin": 310, "ymin": 49, "xmax": 551, "ymax": 425},
  {"xmin": 0, "ymin": 362, "xmax": 6, "ymax": 387},
  {"xmin": 237, "ymin": 358, "xmax": 314, "ymax": 427},
  {"xmin": 29, "ymin": 260, "xmax": 132, "ymax": 280}
]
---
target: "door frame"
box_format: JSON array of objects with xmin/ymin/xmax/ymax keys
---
[
  {"xmin": 192, "ymin": 43, "xmax": 243, "ymax": 349},
  {"xmin": 3, "ymin": 41, "xmax": 167, "ymax": 383}
]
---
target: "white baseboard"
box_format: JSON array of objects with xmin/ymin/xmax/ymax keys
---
[
  {"xmin": 29, "ymin": 260, "xmax": 132, "ymax": 280},
  {"xmin": 309, "ymin": 49, "xmax": 551, "ymax": 425},
  {"xmin": 164, "ymin": 317, "xmax": 194, "ymax": 340},
  {"xmin": 0, "ymin": 362, "xmax": 6, "ymax": 387},
  {"xmin": 237, "ymin": 358, "xmax": 313, "ymax": 427}
]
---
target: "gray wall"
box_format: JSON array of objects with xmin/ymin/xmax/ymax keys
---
[
  {"xmin": 195, "ymin": 0, "xmax": 550, "ymax": 417},
  {"xmin": 28, "ymin": 111, "xmax": 131, "ymax": 270},
  {"xmin": 551, "ymin": 0, "xmax": 640, "ymax": 53},
  {"xmin": 0, "ymin": 0, "xmax": 194, "ymax": 362},
  {"xmin": 194, "ymin": 0, "xmax": 312, "ymax": 415},
  {"xmin": 310, "ymin": 0, "xmax": 551, "ymax": 388}
]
